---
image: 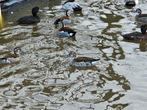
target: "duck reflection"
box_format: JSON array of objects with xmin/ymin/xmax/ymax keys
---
[
  {"xmin": 139, "ymin": 40, "xmax": 147, "ymax": 52},
  {"xmin": 0, "ymin": 6, "xmax": 4, "ymax": 28}
]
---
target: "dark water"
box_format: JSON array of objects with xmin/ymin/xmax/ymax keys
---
[{"xmin": 0, "ymin": 0, "xmax": 147, "ymax": 110}]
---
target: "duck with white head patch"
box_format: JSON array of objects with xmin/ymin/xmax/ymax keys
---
[
  {"xmin": 0, "ymin": 47, "xmax": 21, "ymax": 64},
  {"xmin": 134, "ymin": 8, "xmax": 147, "ymax": 24}
]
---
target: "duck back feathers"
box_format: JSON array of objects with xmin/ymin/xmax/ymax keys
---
[
  {"xmin": 122, "ymin": 25, "xmax": 147, "ymax": 40},
  {"xmin": 17, "ymin": 16, "xmax": 40, "ymax": 25}
]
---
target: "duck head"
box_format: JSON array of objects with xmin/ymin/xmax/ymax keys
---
[
  {"xmin": 135, "ymin": 8, "xmax": 142, "ymax": 15},
  {"xmin": 32, "ymin": 6, "xmax": 39, "ymax": 17},
  {"xmin": 124, "ymin": 0, "xmax": 138, "ymax": 8},
  {"xmin": 13, "ymin": 47, "xmax": 21, "ymax": 56},
  {"xmin": 141, "ymin": 25, "xmax": 147, "ymax": 34}
]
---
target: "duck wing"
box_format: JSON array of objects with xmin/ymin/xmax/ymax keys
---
[
  {"xmin": 59, "ymin": 27, "xmax": 76, "ymax": 33},
  {"xmin": 17, "ymin": 16, "xmax": 40, "ymax": 25}
]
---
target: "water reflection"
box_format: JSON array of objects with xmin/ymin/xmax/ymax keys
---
[
  {"xmin": 0, "ymin": 6, "xmax": 4, "ymax": 28},
  {"xmin": 0, "ymin": 0, "xmax": 147, "ymax": 110}
]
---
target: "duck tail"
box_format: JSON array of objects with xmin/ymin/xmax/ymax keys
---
[
  {"xmin": 91, "ymin": 59, "xmax": 100, "ymax": 65},
  {"xmin": 72, "ymin": 31, "xmax": 76, "ymax": 36}
]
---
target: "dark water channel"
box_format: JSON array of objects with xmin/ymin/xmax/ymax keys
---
[{"xmin": 0, "ymin": 0, "xmax": 147, "ymax": 110}]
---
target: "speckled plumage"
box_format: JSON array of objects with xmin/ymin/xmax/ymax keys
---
[
  {"xmin": 0, "ymin": 47, "xmax": 21, "ymax": 64},
  {"xmin": 68, "ymin": 51, "xmax": 100, "ymax": 68}
]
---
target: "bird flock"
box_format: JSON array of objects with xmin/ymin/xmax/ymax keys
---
[{"xmin": 0, "ymin": 0, "xmax": 147, "ymax": 67}]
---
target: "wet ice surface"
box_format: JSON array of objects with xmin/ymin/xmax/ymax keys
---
[{"xmin": 0, "ymin": 0, "xmax": 147, "ymax": 110}]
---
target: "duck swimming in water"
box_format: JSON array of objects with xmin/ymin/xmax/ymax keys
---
[
  {"xmin": 124, "ymin": 0, "xmax": 136, "ymax": 8},
  {"xmin": 17, "ymin": 6, "xmax": 40, "ymax": 25},
  {"xmin": 122, "ymin": 25, "xmax": 147, "ymax": 41},
  {"xmin": 68, "ymin": 51, "xmax": 100, "ymax": 68},
  {"xmin": 62, "ymin": 0, "xmax": 82, "ymax": 12},
  {"xmin": 0, "ymin": 47, "xmax": 21, "ymax": 64},
  {"xmin": 134, "ymin": 8, "xmax": 147, "ymax": 24},
  {"xmin": 54, "ymin": 10, "xmax": 71, "ymax": 26},
  {"xmin": 57, "ymin": 21, "xmax": 76, "ymax": 38}
]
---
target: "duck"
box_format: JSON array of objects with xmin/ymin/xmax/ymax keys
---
[
  {"xmin": 122, "ymin": 25, "xmax": 147, "ymax": 41},
  {"xmin": 54, "ymin": 10, "xmax": 71, "ymax": 26},
  {"xmin": 134, "ymin": 8, "xmax": 147, "ymax": 24},
  {"xmin": 62, "ymin": 0, "xmax": 82, "ymax": 12},
  {"xmin": 68, "ymin": 51, "xmax": 100, "ymax": 68},
  {"xmin": 57, "ymin": 21, "xmax": 76, "ymax": 38},
  {"xmin": 0, "ymin": 47, "xmax": 21, "ymax": 64},
  {"xmin": 17, "ymin": 6, "xmax": 40, "ymax": 25},
  {"xmin": 124, "ymin": 0, "xmax": 136, "ymax": 8}
]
